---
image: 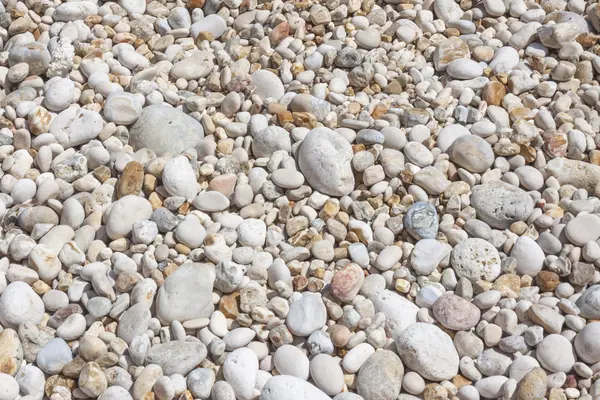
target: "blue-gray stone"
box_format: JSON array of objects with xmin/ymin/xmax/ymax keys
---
[
  {"xmin": 36, "ymin": 338, "xmax": 73, "ymax": 375},
  {"xmin": 404, "ymin": 202, "xmax": 438, "ymax": 240},
  {"xmin": 356, "ymin": 129, "xmax": 385, "ymax": 145}
]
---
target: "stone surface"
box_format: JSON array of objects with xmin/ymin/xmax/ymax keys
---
[
  {"xmin": 156, "ymin": 263, "xmax": 215, "ymax": 324},
  {"xmin": 129, "ymin": 105, "xmax": 205, "ymax": 156},
  {"xmin": 297, "ymin": 128, "xmax": 355, "ymax": 197},
  {"xmin": 395, "ymin": 323, "xmax": 459, "ymax": 381}
]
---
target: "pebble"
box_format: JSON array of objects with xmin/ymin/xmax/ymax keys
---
[
  {"xmin": 156, "ymin": 263, "xmax": 215, "ymax": 324},
  {"xmin": 0, "ymin": 282, "xmax": 44, "ymax": 328},
  {"xmin": 536, "ymin": 334, "xmax": 575, "ymax": 372},
  {"xmin": 1, "ymin": 0, "xmax": 600, "ymax": 397},
  {"xmin": 433, "ymin": 293, "xmax": 481, "ymax": 330},
  {"xmin": 298, "ymin": 128, "xmax": 354, "ymax": 197},
  {"xmin": 451, "ymin": 238, "xmax": 501, "ymax": 282},
  {"xmin": 357, "ymin": 350, "xmax": 404, "ymax": 400},
  {"xmin": 261, "ymin": 375, "xmax": 331, "ymax": 400},
  {"xmin": 404, "ymin": 202, "xmax": 438, "ymax": 240},
  {"xmin": 129, "ymin": 105, "xmax": 204, "ymax": 156},
  {"xmin": 395, "ymin": 323, "xmax": 459, "ymax": 381},
  {"xmin": 273, "ymin": 345, "xmax": 309, "ymax": 379},
  {"xmin": 286, "ymin": 293, "xmax": 327, "ymax": 336},
  {"xmin": 223, "ymin": 348, "xmax": 258, "ymax": 400},
  {"xmin": 470, "ymin": 181, "xmax": 534, "ymax": 228},
  {"xmin": 310, "ymin": 354, "xmax": 344, "ymax": 396}
]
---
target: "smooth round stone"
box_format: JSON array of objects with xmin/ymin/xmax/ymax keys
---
[
  {"xmin": 223, "ymin": 348, "xmax": 258, "ymax": 400},
  {"xmin": 162, "ymin": 155, "xmax": 198, "ymax": 200},
  {"xmin": 273, "ymin": 345, "xmax": 309, "ymax": 380},
  {"xmin": 483, "ymin": 0, "xmax": 506, "ymax": 16},
  {"xmin": 395, "ymin": 323, "xmax": 459, "ymax": 381},
  {"xmin": 451, "ymin": 238, "xmax": 501, "ymax": 282},
  {"xmin": 310, "ymin": 354, "xmax": 344, "ymax": 396},
  {"xmin": 251, "ymin": 70, "xmax": 285, "ymax": 101},
  {"xmin": 261, "ymin": 375, "xmax": 331, "ymax": 400},
  {"xmin": 509, "ymin": 356, "xmax": 540, "ymax": 382},
  {"xmin": 129, "ymin": 105, "xmax": 205, "ymax": 156},
  {"xmin": 514, "ymin": 166, "xmax": 544, "ymax": 190},
  {"xmin": 565, "ymin": 212, "xmax": 600, "ymax": 246},
  {"xmin": 0, "ymin": 281, "xmax": 44, "ymax": 328},
  {"xmin": 271, "ymin": 169, "xmax": 305, "ymax": 189},
  {"xmin": 447, "ymin": 59, "xmax": 484, "ymax": 79},
  {"xmin": 448, "ymin": 135, "xmax": 494, "ymax": 173},
  {"xmin": 576, "ymin": 285, "xmax": 600, "ymax": 319},
  {"xmin": 286, "ymin": 292, "xmax": 327, "ymax": 336},
  {"xmin": 44, "ymin": 77, "xmax": 74, "ymax": 111},
  {"xmin": 370, "ymin": 289, "xmax": 419, "ymax": 336},
  {"xmin": 237, "ymin": 218, "xmax": 266, "ymax": 247},
  {"xmin": 575, "ymin": 322, "xmax": 600, "ymax": 364},
  {"xmin": 193, "ymin": 191, "xmax": 230, "ymax": 212},
  {"xmin": 175, "ymin": 215, "xmax": 206, "ymax": 248},
  {"xmin": 434, "ymin": 0, "xmax": 463, "ymax": 21},
  {"xmin": 355, "ymin": 28, "xmax": 381, "ymax": 49},
  {"xmin": 298, "ymin": 127, "xmax": 354, "ymax": 197},
  {"xmin": 117, "ymin": 303, "xmax": 151, "ymax": 344},
  {"xmin": 376, "ymin": 245, "xmax": 403, "ymax": 271},
  {"xmin": 517, "ymin": 368, "xmax": 547, "ymax": 400},
  {"xmin": 357, "ymin": 350, "xmax": 404, "ymax": 400},
  {"xmin": 99, "ymin": 386, "xmax": 133, "ymax": 400},
  {"xmin": 146, "ymin": 341, "xmax": 207, "ymax": 376},
  {"xmin": 536, "ymin": 334, "xmax": 575, "ymax": 373},
  {"xmin": 471, "ymin": 181, "xmax": 534, "ymax": 229},
  {"xmin": 190, "ymin": 14, "xmax": 227, "ymax": 39},
  {"xmin": 156, "ymin": 263, "xmax": 215, "ymax": 324},
  {"xmin": 474, "ymin": 376, "xmax": 508, "ymax": 399},
  {"xmin": 511, "ymin": 236, "xmax": 545, "ymax": 276},
  {"xmin": 8, "ymin": 43, "xmax": 51, "ymax": 75},
  {"xmin": 252, "ymin": 126, "xmax": 291, "ymax": 158},
  {"xmin": 36, "ymin": 338, "xmax": 73, "ymax": 375},
  {"xmin": 437, "ymin": 124, "xmax": 471, "ymax": 152},
  {"xmin": 330, "ymin": 263, "xmax": 364, "ymax": 302},
  {"xmin": 410, "ymin": 239, "xmax": 452, "ymax": 275},
  {"xmin": 404, "ymin": 202, "xmax": 438, "ymax": 240},
  {"xmin": 403, "ymin": 372, "xmax": 425, "ymax": 395},
  {"xmin": 171, "ymin": 50, "xmax": 214, "ymax": 80},
  {"xmin": 489, "ymin": 46, "xmax": 520, "ymax": 73},
  {"xmin": 415, "ymin": 284, "xmax": 444, "ymax": 308},
  {"xmin": 105, "ymin": 195, "xmax": 153, "ymax": 240},
  {"xmin": 0, "ymin": 373, "xmax": 19, "ymax": 400},
  {"xmin": 49, "ymin": 107, "xmax": 104, "ymax": 148},
  {"xmin": 433, "ymin": 293, "xmax": 481, "ymax": 331},
  {"xmin": 187, "ymin": 368, "xmax": 215, "ymax": 398},
  {"xmin": 103, "ymin": 92, "xmax": 143, "ymax": 125},
  {"xmin": 120, "ymin": 0, "xmax": 146, "ymax": 14}
]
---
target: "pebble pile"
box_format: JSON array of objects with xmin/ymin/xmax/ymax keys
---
[{"xmin": 1, "ymin": 0, "xmax": 600, "ymax": 398}]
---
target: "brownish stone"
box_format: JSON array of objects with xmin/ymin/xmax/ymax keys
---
[
  {"xmin": 292, "ymin": 276, "xmax": 308, "ymax": 291},
  {"xmin": 482, "ymin": 81, "xmax": 506, "ymax": 106},
  {"xmin": 493, "ymin": 274, "xmax": 520, "ymax": 298},
  {"xmin": 292, "ymin": 112, "xmax": 317, "ymax": 129},
  {"xmin": 330, "ymin": 263, "xmax": 364, "ymax": 302},
  {"xmin": 93, "ymin": 165, "xmax": 112, "ymax": 182},
  {"xmin": 187, "ymin": 0, "xmax": 205, "ymax": 7},
  {"xmin": 269, "ymin": 22, "xmax": 290, "ymax": 45},
  {"xmin": 0, "ymin": 329, "xmax": 21, "ymax": 375},
  {"xmin": 536, "ymin": 271, "xmax": 560, "ymax": 292},
  {"xmin": 117, "ymin": 161, "xmax": 144, "ymax": 198},
  {"xmin": 220, "ymin": 293, "xmax": 240, "ymax": 318},
  {"xmin": 452, "ymin": 374, "xmax": 471, "ymax": 389},
  {"xmin": 208, "ymin": 174, "xmax": 238, "ymax": 196}
]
